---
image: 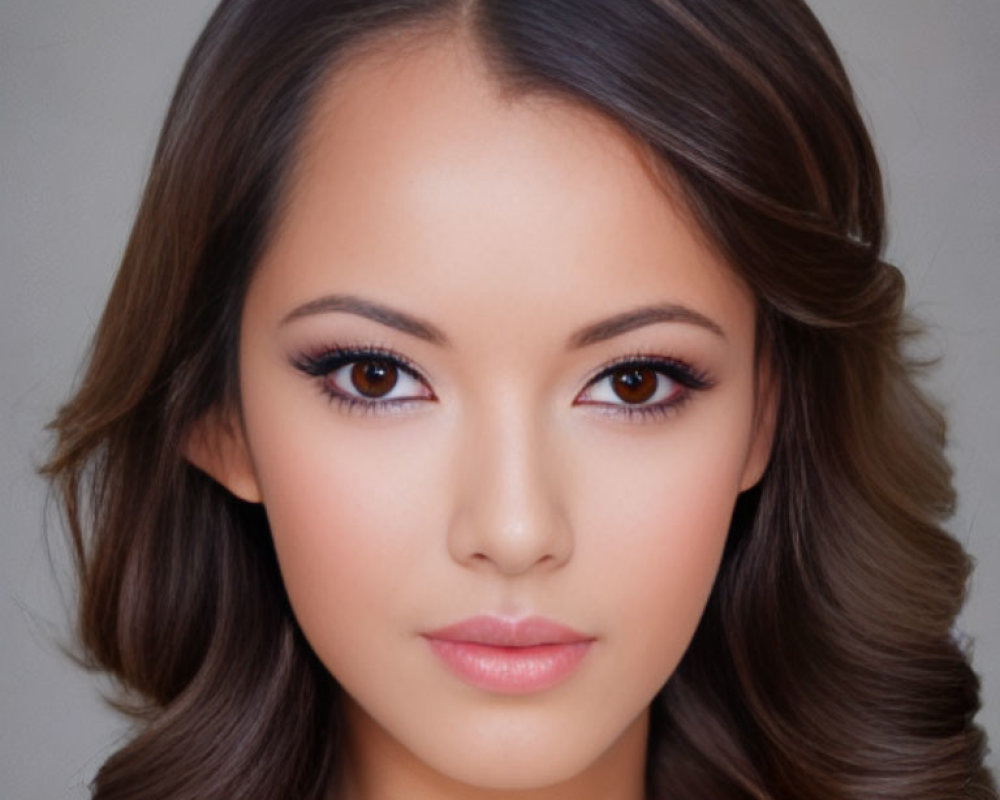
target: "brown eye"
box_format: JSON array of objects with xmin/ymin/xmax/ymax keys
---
[
  {"xmin": 351, "ymin": 360, "xmax": 398, "ymax": 397},
  {"xmin": 611, "ymin": 367, "xmax": 658, "ymax": 404}
]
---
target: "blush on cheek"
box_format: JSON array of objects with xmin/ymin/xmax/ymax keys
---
[
  {"xmin": 615, "ymin": 487, "xmax": 731, "ymax": 602},
  {"xmin": 256, "ymin": 422, "xmax": 443, "ymax": 614},
  {"xmin": 573, "ymin": 433, "xmax": 741, "ymax": 642}
]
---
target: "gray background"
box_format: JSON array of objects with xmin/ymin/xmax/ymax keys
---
[{"xmin": 2, "ymin": 1, "xmax": 997, "ymax": 797}]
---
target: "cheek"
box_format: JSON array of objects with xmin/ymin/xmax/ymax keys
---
[
  {"xmin": 241, "ymin": 392, "xmax": 445, "ymax": 661},
  {"xmin": 568, "ymin": 409, "xmax": 752, "ymax": 673},
  {"xmin": 595, "ymin": 459, "xmax": 734, "ymax": 636}
]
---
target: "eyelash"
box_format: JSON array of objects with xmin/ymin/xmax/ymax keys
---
[
  {"xmin": 291, "ymin": 345, "xmax": 430, "ymax": 417},
  {"xmin": 290, "ymin": 345, "xmax": 714, "ymax": 421},
  {"xmin": 579, "ymin": 353, "xmax": 713, "ymax": 422}
]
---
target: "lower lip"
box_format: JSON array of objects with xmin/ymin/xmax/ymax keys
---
[{"xmin": 425, "ymin": 638, "xmax": 592, "ymax": 694}]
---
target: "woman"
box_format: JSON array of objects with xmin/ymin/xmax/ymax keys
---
[{"xmin": 42, "ymin": 0, "xmax": 996, "ymax": 798}]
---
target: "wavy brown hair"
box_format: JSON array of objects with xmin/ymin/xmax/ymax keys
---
[{"xmin": 43, "ymin": 0, "xmax": 995, "ymax": 798}]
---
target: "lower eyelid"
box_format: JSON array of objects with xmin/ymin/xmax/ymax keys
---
[
  {"xmin": 581, "ymin": 390, "xmax": 694, "ymax": 422},
  {"xmin": 326, "ymin": 393, "xmax": 427, "ymax": 417}
]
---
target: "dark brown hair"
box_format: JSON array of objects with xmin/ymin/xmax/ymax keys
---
[{"xmin": 43, "ymin": 1, "xmax": 996, "ymax": 798}]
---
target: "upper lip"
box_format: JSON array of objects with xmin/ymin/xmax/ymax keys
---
[{"xmin": 423, "ymin": 615, "xmax": 594, "ymax": 647}]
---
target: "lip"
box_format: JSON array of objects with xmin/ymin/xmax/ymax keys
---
[{"xmin": 423, "ymin": 616, "xmax": 595, "ymax": 694}]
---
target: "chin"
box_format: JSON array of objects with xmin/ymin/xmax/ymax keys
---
[
  {"xmin": 422, "ymin": 740, "xmax": 596, "ymax": 791},
  {"xmin": 393, "ymin": 703, "xmax": 647, "ymax": 793}
]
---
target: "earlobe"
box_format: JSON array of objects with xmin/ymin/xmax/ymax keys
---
[
  {"xmin": 739, "ymin": 357, "xmax": 780, "ymax": 492},
  {"xmin": 183, "ymin": 408, "xmax": 263, "ymax": 503}
]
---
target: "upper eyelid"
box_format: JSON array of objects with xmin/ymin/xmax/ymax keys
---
[
  {"xmin": 356, "ymin": 348, "xmax": 425, "ymax": 381},
  {"xmin": 581, "ymin": 354, "xmax": 709, "ymax": 387},
  {"xmin": 294, "ymin": 345, "xmax": 427, "ymax": 380},
  {"xmin": 588, "ymin": 355, "xmax": 662, "ymax": 381}
]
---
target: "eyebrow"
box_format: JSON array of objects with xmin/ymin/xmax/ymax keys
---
[
  {"xmin": 281, "ymin": 294, "xmax": 449, "ymax": 344},
  {"xmin": 567, "ymin": 303, "xmax": 726, "ymax": 347},
  {"xmin": 281, "ymin": 293, "xmax": 725, "ymax": 347}
]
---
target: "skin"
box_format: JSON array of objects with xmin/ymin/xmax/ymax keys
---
[{"xmin": 189, "ymin": 31, "xmax": 775, "ymax": 800}]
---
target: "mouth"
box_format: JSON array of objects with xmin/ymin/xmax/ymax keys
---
[{"xmin": 422, "ymin": 615, "xmax": 595, "ymax": 694}]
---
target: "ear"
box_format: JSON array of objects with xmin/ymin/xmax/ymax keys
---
[
  {"xmin": 183, "ymin": 408, "xmax": 263, "ymax": 503},
  {"xmin": 739, "ymin": 352, "xmax": 780, "ymax": 492}
]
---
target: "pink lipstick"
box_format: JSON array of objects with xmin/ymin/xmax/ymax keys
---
[{"xmin": 423, "ymin": 616, "xmax": 594, "ymax": 694}]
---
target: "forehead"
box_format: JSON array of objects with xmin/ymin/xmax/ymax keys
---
[{"xmin": 255, "ymin": 31, "xmax": 752, "ymax": 340}]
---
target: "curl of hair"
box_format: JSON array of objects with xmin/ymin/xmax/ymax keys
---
[{"xmin": 43, "ymin": 1, "xmax": 995, "ymax": 798}]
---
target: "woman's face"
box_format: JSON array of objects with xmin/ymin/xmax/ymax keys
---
[{"xmin": 215, "ymin": 33, "xmax": 773, "ymax": 799}]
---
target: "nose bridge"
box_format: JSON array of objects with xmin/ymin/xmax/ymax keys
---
[{"xmin": 447, "ymin": 388, "xmax": 572, "ymax": 575}]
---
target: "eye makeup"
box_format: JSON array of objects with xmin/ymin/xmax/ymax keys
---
[
  {"xmin": 289, "ymin": 344, "xmax": 715, "ymax": 421},
  {"xmin": 291, "ymin": 344, "xmax": 434, "ymax": 417},
  {"xmin": 574, "ymin": 352, "xmax": 714, "ymax": 422}
]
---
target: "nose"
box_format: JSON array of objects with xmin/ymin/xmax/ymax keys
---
[{"xmin": 447, "ymin": 398, "xmax": 573, "ymax": 576}]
